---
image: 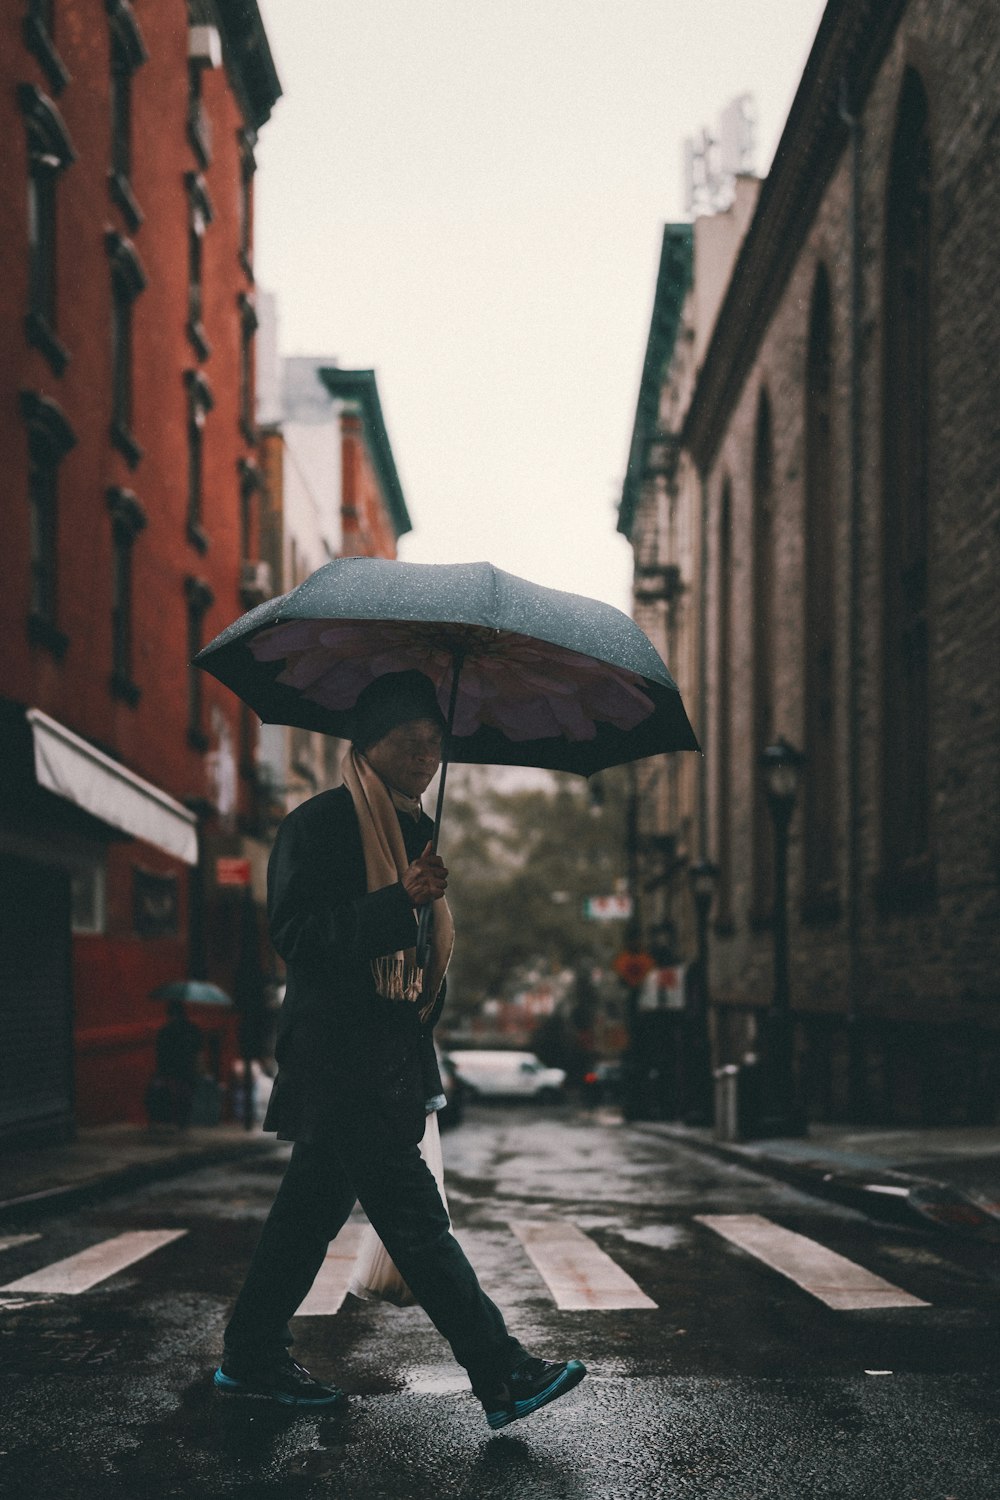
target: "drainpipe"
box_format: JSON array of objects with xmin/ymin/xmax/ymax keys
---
[
  {"xmin": 839, "ymin": 77, "xmax": 867, "ymax": 1121},
  {"xmin": 697, "ymin": 461, "xmax": 710, "ymax": 854}
]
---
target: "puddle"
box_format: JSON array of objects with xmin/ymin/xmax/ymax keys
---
[{"xmin": 403, "ymin": 1368, "xmax": 468, "ymax": 1394}]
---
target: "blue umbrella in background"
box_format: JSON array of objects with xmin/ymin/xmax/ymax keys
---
[{"xmin": 149, "ymin": 979, "xmax": 233, "ymax": 1008}]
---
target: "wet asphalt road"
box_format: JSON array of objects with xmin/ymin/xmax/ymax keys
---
[{"xmin": 0, "ymin": 1103, "xmax": 998, "ymax": 1500}]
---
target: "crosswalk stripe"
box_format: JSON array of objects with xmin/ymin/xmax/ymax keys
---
[
  {"xmin": 0, "ymin": 1230, "xmax": 187, "ymax": 1296},
  {"xmin": 509, "ymin": 1220, "xmax": 657, "ymax": 1310},
  {"xmin": 696, "ymin": 1214, "xmax": 930, "ymax": 1310},
  {"xmin": 0, "ymin": 1235, "xmax": 41, "ymax": 1254},
  {"xmin": 297, "ymin": 1224, "xmax": 367, "ymax": 1315}
]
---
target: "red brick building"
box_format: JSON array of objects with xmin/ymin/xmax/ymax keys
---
[
  {"xmin": 622, "ymin": 0, "xmax": 999, "ymax": 1124},
  {"xmin": 0, "ymin": 1, "xmax": 280, "ymax": 1140}
]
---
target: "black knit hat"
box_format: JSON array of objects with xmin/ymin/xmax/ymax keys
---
[{"xmin": 350, "ymin": 670, "xmax": 447, "ymax": 752}]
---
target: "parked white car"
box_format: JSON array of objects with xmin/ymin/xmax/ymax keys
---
[{"xmin": 447, "ymin": 1050, "xmax": 566, "ymax": 1101}]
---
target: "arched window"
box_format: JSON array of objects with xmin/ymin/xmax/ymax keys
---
[
  {"xmin": 715, "ymin": 479, "xmax": 734, "ymax": 929},
  {"xmin": 803, "ymin": 263, "xmax": 838, "ymax": 917},
  {"xmin": 751, "ymin": 389, "xmax": 775, "ymax": 919},
  {"xmin": 882, "ymin": 68, "xmax": 932, "ymax": 896}
]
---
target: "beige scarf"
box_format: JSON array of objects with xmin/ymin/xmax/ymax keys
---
[{"xmin": 341, "ymin": 748, "xmax": 454, "ymax": 1020}]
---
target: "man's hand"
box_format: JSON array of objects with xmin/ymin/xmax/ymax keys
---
[{"xmin": 402, "ymin": 842, "xmax": 448, "ymax": 907}]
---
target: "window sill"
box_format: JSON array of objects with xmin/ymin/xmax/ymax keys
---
[
  {"xmin": 110, "ymin": 671, "xmax": 141, "ymax": 706},
  {"xmin": 23, "ymin": 15, "xmax": 70, "ymax": 93},
  {"xmin": 108, "ymin": 171, "xmax": 143, "ymax": 232},
  {"xmin": 186, "ymin": 520, "xmax": 210, "ymax": 555},
  {"xmin": 25, "ymin": 311, "xmax": 69, "ymax": 376},
  {"xmin": 186, "ymin": 318, "xmax": 211, "ymax": 361},
  {"xmin": 28, "ymin": 613, "xmax": 68, "ymax": 658},
  {"xmin": 111, "ymin": 419, "xmax": 143, "ymax": 468}
]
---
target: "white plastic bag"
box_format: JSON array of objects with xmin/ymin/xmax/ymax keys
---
[{"xmin": 347, "ymin": 1110, "xmax": 449, "ymax": 1307}]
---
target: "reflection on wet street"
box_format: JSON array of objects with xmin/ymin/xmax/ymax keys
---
[{"xmin": 1, "ymin": 1104, "xmax": 998, "ymax": 1498}]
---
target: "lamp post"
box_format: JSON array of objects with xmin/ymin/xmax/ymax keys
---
[
  {"xmin": 758, "ymin": 737, "xmax": 807, "ymax": 1136},
  {"xmin": 685, "ymin": 859, "xmax": 719, "ymax": 1125}
]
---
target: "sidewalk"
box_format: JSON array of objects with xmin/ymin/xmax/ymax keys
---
[
  {"xmin": 635, "ymin": 1119, "xmax": 1000, "ymax": 1236},
  {"xmin": 0, "ymin": 1121, "xmax": 279, "ymax": 1226}
]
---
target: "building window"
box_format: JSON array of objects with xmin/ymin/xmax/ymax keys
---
[
  {"xmin": 107, "ymin": 0, "xmax": 147, "ymax": 230},
  {"xmin": 714, "ymin": 479, "xmax": 734, "ymax": 932},
  {"xmin": 133, "ymin": 867, "xmax": 179, "ymax": 937},
  {"xmin": 23, "ymin": 1, "xmax": 69, "ymax": 94},
  {"xmin": 881, "ymin": 68, "xmax": 933, "ymax": 902},
  {"xmin": 186, "ymin": 59, "xmax": 212, "ymax": 168},
  {"xmin": 803, "ymin": 263, "xmax": 838, "ymax": 920},
  {"xmin": 185, "ymin": 370, "xmax": 214, "ymax": 550},
  {"xmin": 238, "ymin": 458, "xmax": 261, "ymax": 562},
  {"xmin": 750, "ymin": 389, "xmax": 775, "ymax": 923},
  {"xmin": 237, "ymin": 129, "xmax": 256, "ymax": 276},
  {"xmin": 71, "ymin": 864, "xmax": 107, "ymax": 934},
  {"xmin": 106, "ymin": 231, "xmax": 146, "ymax": 466},
  {"xmin": 107, "ymin": 486, "xmax": 146, "ymax": 703},
  {"xmin": 185, "ymin": 172, "xmax": 214, "ymax": 358},
  {"xmin": 20, "ymin": 390, "xmax": 75, "ymax": 656},
  {"xmin": 185, "ymin": 577, "xmax": 214, "ymax": 749},
  {"xmin": 238, "ymin": 293, "xmax": 258, "ymax": 442},
  {"xmin": 18, "ymin": 83, "xmax": 76, "ymax": 375}
]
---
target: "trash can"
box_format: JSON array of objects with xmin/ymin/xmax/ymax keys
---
[{"xmin": 713, "ymin": 1065, "xmax": 742, "ymax": 1142}]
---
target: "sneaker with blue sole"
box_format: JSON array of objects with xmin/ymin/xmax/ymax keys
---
[
  {"xmin": 480, "ymin": 1356, "xmax": 587, "ymax": 1430},
  {"xmin": 214, "ymin": 1353, "xmax": 348, "ymax": 1409}
]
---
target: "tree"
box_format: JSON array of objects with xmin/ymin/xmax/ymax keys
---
[{"xmin": 438, "ymin": 764, "xmax": 630, "ymax": 1030}]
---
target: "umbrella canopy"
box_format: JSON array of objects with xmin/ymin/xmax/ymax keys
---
[
  {"xmin": 149, "ymin": 980, "xmax": 233, "ymax": 1008},
  {"xmin": 195, "ymin": 558, "xmax": 698, "ymax": 776}
]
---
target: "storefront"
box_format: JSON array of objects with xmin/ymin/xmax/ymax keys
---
[{"xmin": 0, "ymin": 704, "xmax": 198, "ymax": 1143}]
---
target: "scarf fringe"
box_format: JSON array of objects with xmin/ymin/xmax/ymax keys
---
[{"xmin": 373, "ymin": 954, "xmax": 425, "ymax": 1004}]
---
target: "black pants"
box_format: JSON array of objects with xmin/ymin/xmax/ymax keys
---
[{"xmin": 223, "ymin": 1129, "xmax": 527, "ymax": 1396}]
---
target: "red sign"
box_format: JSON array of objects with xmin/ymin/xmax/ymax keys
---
[
  {"xmin": 216, "ymin": 857, "xmax": 252, "ymax": 887},
  {"xmin": 612, "ymin": 950, "xmax": 656, "ymax": 987}
]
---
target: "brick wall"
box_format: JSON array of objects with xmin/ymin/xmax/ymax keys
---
[{"xmin": 688, "ymin": 0, "xmax": 998, "ymax": 1121}]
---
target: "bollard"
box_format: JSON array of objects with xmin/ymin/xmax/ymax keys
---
[{"xmin": 713, "ymin": 1065, "xmax": 742, "ymax": 1142}]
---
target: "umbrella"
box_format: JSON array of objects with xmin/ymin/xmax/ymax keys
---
[
  {"xmin": 195, "ymin": 558, "xmax": 697, "ymax": 775},
  {"xmin": 195, "ymin": 558, "xmax": 698, "ymax": 957},
  {"xmin": 149, "ymin": 979, "xmax": 233, "ymax": 1008}
]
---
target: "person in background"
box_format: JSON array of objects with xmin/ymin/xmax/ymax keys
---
[
  {"xmin": 214, "ymin": 670, "xmax": 586, "ymax": 1429},
  {"xmin": 152, "ymin": 999, "xmax": 204, "ymax": 1130}
]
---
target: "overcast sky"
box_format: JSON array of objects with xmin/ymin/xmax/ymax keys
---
[{"xmin": 253, "ymin": 0, "xmax": 827, "ymax": 615}]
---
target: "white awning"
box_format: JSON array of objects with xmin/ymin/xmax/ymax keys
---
[{"xmin": 27, "ymin": 709, "xmax": 199, "ymax": 866}]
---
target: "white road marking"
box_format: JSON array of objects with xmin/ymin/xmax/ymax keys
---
[
  {"xmin": 297, "ymin": 1224, "xmax": 367, "ymax": 1315},
  {"xmin": 0, "ymin": 1235, "xmax": 41, "ymax": 1254},
  {"xmin": 696, "ymin": 1214, "xmax": 930, "ymax": 1310},
  {"xmin": 509, "ymin": 1219, "xmax": 657, "ymax": 1310},
  {"xmin": 0, "ymin": 1230, "xmax": 187, "ymax": 1296}
]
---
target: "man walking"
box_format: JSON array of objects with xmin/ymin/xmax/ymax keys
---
[{"xmin": 215, "ymin": 670, "xmax": 586, "ymax": 1429}]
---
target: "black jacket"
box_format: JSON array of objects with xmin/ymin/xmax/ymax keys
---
[{"xmin": 262, "ymin": 785, "xmax": 446, "ymax": 1149}]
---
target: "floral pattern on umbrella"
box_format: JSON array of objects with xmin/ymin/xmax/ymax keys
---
[{"xmin": 249, "ymin": 619, "xmax": 655, "ymax": 743}]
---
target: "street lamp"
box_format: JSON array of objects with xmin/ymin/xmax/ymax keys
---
[
  {"xmin": 758, "ymin": 737, "xmax": 807, "ymax": 1136},
  {"xmin": 685, "ymin": 859, "xmax": 718, "ymax": 1125}
]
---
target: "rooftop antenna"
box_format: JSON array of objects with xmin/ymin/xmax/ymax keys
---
[{"xmin": 683, "ymin": 93, "xmax": 757, "ymax": 217}]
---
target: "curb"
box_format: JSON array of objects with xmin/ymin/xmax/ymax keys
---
[
  {"xmin": 0, "ymin": 1135, "xmax": 278, "ymax": 1228},
  {"xmin": 630, "ymin": 1123, "xmax": 1000, "ymax": 1238}
]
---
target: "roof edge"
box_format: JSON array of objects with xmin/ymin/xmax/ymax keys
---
[{"xmin": 318, "ymin": 367, "xmax": 413, "ymax": 541}]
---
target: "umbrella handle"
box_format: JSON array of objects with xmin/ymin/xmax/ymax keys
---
[
  {"xmin": 416, "ymin": 902, "xmax": 433, "ymax": 968},
  {"xmin": 418, "ymin": 653, "xmax": 463, "ymax": 969}
]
